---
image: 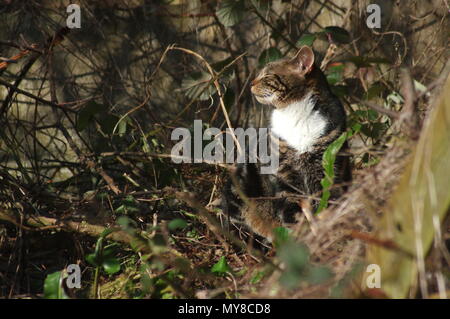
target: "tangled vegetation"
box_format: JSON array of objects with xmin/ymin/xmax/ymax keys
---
[{"xmin": 0, "ymin": 0, "xmax": 449, "ymax": 299}]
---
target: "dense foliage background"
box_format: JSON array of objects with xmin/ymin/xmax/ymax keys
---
[{"xmin": 0, "ymin": 0, "xmax": 449, "ymax": 299}]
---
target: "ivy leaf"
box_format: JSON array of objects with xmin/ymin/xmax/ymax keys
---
[
  {"xmin": 181, "ymin": 71, "xmax": 216, "ymax": 101},
  {"xmin": 168, "ymin": 218, "xmax": 188, "ymax": 231},
  {"xmin": 364, "ymin": 122, "xmax": 387, "ymax": 140},
  {"xmin": 277, "ymin": 242, "xmax": 310, "ymax": 289},
  {"xmin": 211, "ymin": 56, "xmax": 235, "ymax": 82},
  {"xmin": 86, "ymin": 253, "xmax": 100, "ymax": 267},
  {"xmin": 211, "ymin": 256, "xmax": 232, "ymax": 275},
  {"xmin": 251, "ymin": 0, "xmax": 271, "ymax": 13},
  {"xmin": 102, "ymin": 244, "xmax": 119, "ymax": 259},
  {"xmin": 326, "ymin": 63, "xmax": 344, "ymax": 85},
  {"xmin": 277, "ymin": 241, "xmax": 310, "ymax": 271},
  {"xmin": 116, "ymin": 116, "xmax": 128, "ymax": 136},
  {"xmin": 367, "ymin": 109, "xmax": 379, "ymax": 121},
  {"xmin": 102, "ymin": 257, "xmax": 121, "ymax": 275},
  {"xmin": 43, "ymin": 271, "xmax": 69, "ymax": 299},
  {"xmin": 330, "ymin": 85, "xmax": 349, "ymax": 98},
  {"xmin": 216, "ymin": 0, "xmax": 246, "ymax": 27},
  {"xmin": 258, "ymin": 47, "xmax": 283, "ymax": 68},
  {"xmin": 351, "ymin": 123, "xmax": 362, "ymax": 134},
  {"xmin": 297, "ymin": 34, "xmax": 316, "ymax": 47},
  {"xmin": 364, "ymin": 82, "xmax": 385, "ymax": 100},
  {"xmin": 86, "ymin": 230, "xmax": 121, "ymax": 276},
  {"xmin": 181, "ymin": 57, "xmax": 236, "ymax": 102}
]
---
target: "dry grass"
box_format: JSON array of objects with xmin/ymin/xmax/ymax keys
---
[{"xmin": 0, "ymin": 0, "xmax": 449, "ymax": 299}]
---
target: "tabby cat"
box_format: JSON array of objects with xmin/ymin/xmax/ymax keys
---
[{"xmin": 222, "ymin": 46, "xmax": 351, "ymax": 242}]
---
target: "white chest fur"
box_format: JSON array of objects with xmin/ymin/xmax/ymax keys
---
[{"xmin": 270, "ymin": 93, "xmax": 327, "ymax": 154}]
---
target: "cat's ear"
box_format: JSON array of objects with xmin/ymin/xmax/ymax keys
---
[{"xmin": 291, "ymin": 46, "xmax": 315, "ymax": 75}]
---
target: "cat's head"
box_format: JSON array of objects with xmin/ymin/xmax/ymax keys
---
[{"xmin": 250, "ymin": 46, "xmax": 316, "ymax": 109}]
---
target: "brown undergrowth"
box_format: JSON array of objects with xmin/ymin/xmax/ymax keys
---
[{"xmin": 1, "ymin": 0, "xmax": 449, "ymax": 299}]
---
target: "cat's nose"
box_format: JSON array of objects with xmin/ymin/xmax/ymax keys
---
[{"xmin": 251, "ymin": 79, "xmax": 259, "ymax": 86}]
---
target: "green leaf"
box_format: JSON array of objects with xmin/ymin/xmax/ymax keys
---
[
  {"xmin": 330, "ymin": 85, "xmax": 349, "ymax": 98},
  {"xmin": 305, "ymin": 265, "xmax": 333, "ymax": 285},
  {"xmin": 277, "ymin": 241, "xmax": 309, "ymax": 270},
  {"xmin": 367, "ymin": 109, "xmax": 379, "ymax": 121},
  {"xmin": 369, "ymin": 122, "xmax": 387, "ymax": 140},
  {"xmin": 326, "ymin": 63, "xmax": 344, "ymax": 85},
  {"xmin": 323, "ymin": 26, "xmax": 351, "ymax": 44},
  {"xmin": 102, "ymin": 257, "xmax": 121, "ymax": 275},
  {"xmin": 251, "ymin": 0, "xmax": 271, "ymax": 13},
  {"xmin": 99, "ymin": 227, "xmax": 115, "ymax": 239},
  {"xmin": 141, "ymin": 136, "xmax": 151, "ymax": 153},
  {"xmin": 117, "ymin": 216, "xmax": 138, "ymax": 237},
  {"xmin": 181, "ymin": 57, "xmax": 236, "ymax": 102},
  {"xmin": 297, "ymin": 34, "xmax": 316, "ymax": 47},
  {"xmin": 211, "ymin": 57, "xmax": 236, "ymax": 82},
  {"xmin": 87, "ymin": 227, "xmax": 121, "ymax": 276},
  {"xmin": 250, "ymin": 271, "xmax": 265, "ymax": 284},
  {"xmin": 211, "ymin": 256, "xmax": 231, "ymax": 275},
  {"xmin": 118, "ymin": 119, "xmax": 127, "ymax": 135},
  {"xmin": 351, "ymin": 122, "xmax": 362, "ymax": 134},
  {"xmin": 181, "ymin": 71, "xmax": 216, "ymax": 101},
  {"xmin": 102, "ymin": 244, "xmax": 118, "ymax": 259},
  {"xmin": 216, "ymin": 0, "xmax": 246, "ymax": 27},
  {"xmin": 258, "ymin": 47, "xmax": 283, "ymax": 68},
  {"xmin": 94, "ymin": 236, "xmax": 104, "ymax": 259},
  {"xmin": 277, "ymin": 242, "xmax": 310, "ymax": 289},
  {"xmin": 43, "ymin": 271, "xmax": 68, "ymax": 299},
  {"xmin": 365, "ymin": 82, "xmax": 385, "ymax": 100},
  {"xmin": 115, "ymin": 195, "xmax": 139, "ymax": 214},
  {"xmin": 360, "ymin": 124, "xmax": 371, "ymax": 138},
  {"xmin": 168, "ymin": 218, "xmax": 188, "ymax": 231},
  {"xmin": 86, "ymin": 253, "xmax": 99, "ymax": 267},
  {"xmin": 273, "ymin": 226, "xmax": 290, "ymax": 248},
  {"xmin": 279, "ymin": 269, "xmax": 302, "ymax": 289},
  {"xmin": 316, "ymin": 131, "xmax": 348, "ymax": 213}
]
